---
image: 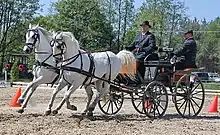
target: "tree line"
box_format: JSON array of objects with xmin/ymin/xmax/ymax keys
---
[{"xmin": 0, "ymin": 0, "xmax": 220, "ymax": 73}]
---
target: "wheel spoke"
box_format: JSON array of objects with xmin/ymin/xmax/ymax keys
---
[
  {"xmin": 189, "ymin": 99, "xmax": 196, "ymax": 114},
  {"xmin": 154, "ymin": 100, "xmax": 164, "ymax": 115},
  {"xmin": 136, "ymin": 99, "xmax": 142, "ymax": 108},
  {"xmin": 111, "ymin": 101, "xmax": 114, "ymax": 114},
  {"xmin": 192, "ymin": 91, "xmax": 203, "ymax": 96},
  {"xmin": 116, "ymin": 99, "xmax": 122, "ymax": 105},
  {"xmin": 113, "ymin": 101, "xmax": 119, "ymax": 110},
  {"xmin": 183, "ymin": 99, "xmax": 188, "ymax": 116},
  {"xmin": 192, "ymin": 96, "xmax": 203, "ymax": 101},
  {"xmin": 191, "ymin": 98, "xmax": 201, "ymax": 108},
  {"xmin": 156, "ymin": 104, "xmax": 161, "ymax": 116},
  {"xmin": 153, "ymin": 103, "xmax": 156, "ymax": 117},
  {"xmin": 154, "ymin": 99, "xmax": 165, "ymax": 111},
  {"xmin": 191, "ymin": 83, "xmax": 200, "ymax": 93},
  {"xmin": 176, "ymin": 97, "xmax": 185, "ymax": 103},
  {"xmin": 188, "ymin": 99, "xmax": 190, "ymax": 116},
  {"xmin": 101, "ymin": 99, "xmax": 110, "ymax": 108},
  {"xmin": 178, "ymin": 99, "xmax": 187, "ymax": 110},
  {"xmin": 106, "ymin": 101, "xmax": 111, "ymax": 113}
]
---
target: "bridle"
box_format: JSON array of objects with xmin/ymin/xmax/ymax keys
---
[
  {"xmin": 50, "ymin": 34, "xmax": 67, "ymax": 62},
  {"xmin": 25, "ymin": 28, "xmax": 54, "ymax": 67},
  {"xmin": 50, "ymin": 33, "xmax": 88, "ymax": 65},
  {"xmin": 25, "ymin": 29, "xmax": 40, "ymax": 52}
]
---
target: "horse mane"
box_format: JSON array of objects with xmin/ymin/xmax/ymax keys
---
[
  {"xmin": 61, "ymin": 32, "xmax": 80, "ymax": 50},
  {"xmin": 33, "ymin": 25, "xmax": 52, "ymax": 40}
]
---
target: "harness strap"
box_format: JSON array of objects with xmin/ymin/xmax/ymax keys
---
[
  {"xmin": 79, "ymin": 50, "xmax": 83, "ymax": 71},
  {"xmin": 50, "ymin": 74, "xmax": 60, "ymax": 88},
  {"xmin": 36, "ymin": 53, "xmax": 53, "ymax": 67},
  {"xmin": 61, "ymin": 66, "xmax": 111, "ymax": 83},
  {"xmin": 62, "ymin": 50, "xmax": 88, "ymax": 67},
  {"xmin": 80, "ymin": 53, "xmax": 95, "ymax": 88}
]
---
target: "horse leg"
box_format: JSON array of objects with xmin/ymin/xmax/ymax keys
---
[
  {"xmin": 66, "ymin": 84, "xmax": 79, "ymax": 110},
  {"xmin": 18, "ymin": 75, "xmax": 37, "ymax": 104},
  {"xmin": 17, "ymin": 76, "xmax": 44, "ymax": 113},
  {"xmin": 45, "ymin": 79, "xmax": 67, "ymax": 115},
  {"xmin": 87, "ymin": 79, "xmax": 110, "ymax": 117},
  {"xmin": 82, "ymin": 84, "xmax": 93, "ymax": 115},
  {"xmin": 52, "ymin": 82, "xmax": 79, "ymax": 115},
  {"xmin": 17, "ymin": 81, "xmax": 34, "ymax": 104}
]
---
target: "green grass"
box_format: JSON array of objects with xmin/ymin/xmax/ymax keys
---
[
  {"xmin": 201, "ymin": 83, "xmax": 220, "ymax": 90},
  {"xmin": 9, "ymin": 78, "xmax": 32, "ymax": 82}
]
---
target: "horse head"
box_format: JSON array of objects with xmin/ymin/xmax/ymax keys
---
[
  {"xmin": 23, "ymin": 24, "xmax": 52, "ymax": 54},
  {"xmin": 51, "ymin": 31, "xmax": 79, "ymax": 62}
]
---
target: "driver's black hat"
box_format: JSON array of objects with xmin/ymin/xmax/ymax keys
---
[
  {"xmin": 184, "ymin": 30, "xmax": 193, "ymax": 35},
  {"xmin": 140, "ymin": 21, "xmax": 152, "ymax": 28}
]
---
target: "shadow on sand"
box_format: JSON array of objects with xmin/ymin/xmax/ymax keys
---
[{"xmin": 69, "ymin": 113, "xmax": 220, "ymax": 121}]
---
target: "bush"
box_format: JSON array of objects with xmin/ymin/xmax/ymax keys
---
[{"xmin": 10, "ymin": 59, "xmax": 19, "ymax": 82}]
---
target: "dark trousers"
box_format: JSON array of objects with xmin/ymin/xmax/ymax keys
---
[
  {"xmin": 136, "ymin": 61, "xmax": 145, "ymax": 80},
  {"xmin": 175, "ymin": 61, "xmax": 185, "ymax": 70}
]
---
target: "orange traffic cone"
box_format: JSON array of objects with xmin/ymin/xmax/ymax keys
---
[
  {"xmin": 9, "ymin": 87, "xmax": 22, "ymax": 107},
  {"xmin": 207, "ymin": 94, "xmax": 218, "ymax": 113}
]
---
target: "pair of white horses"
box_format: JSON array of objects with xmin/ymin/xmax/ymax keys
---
[{"xmin": 18, "ymin": 24, "xmax": 136, "ymax": 117}]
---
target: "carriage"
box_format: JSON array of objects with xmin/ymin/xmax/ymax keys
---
[
  {"xmin": 98, "ymin": 46, "xmax": 205, "ymax": 119},
  {"xmin": 19, "ymin": 27, "xmax": 205, "ymax": 119}
]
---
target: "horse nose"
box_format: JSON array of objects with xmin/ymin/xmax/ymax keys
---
[
  {"xmin": 24, "ymin": 49, "xmax": 30, "ymax": 54},
  {"xmin": 23, "ymin": 46, "xmax": 31, "ymax": 54}
]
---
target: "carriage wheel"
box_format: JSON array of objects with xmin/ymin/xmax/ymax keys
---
[
  {"xmin": 174, "ymin": 74, "xmax": 205, "ymax": 118},
  {"xmin": 98, "ymin": 85, "xmax": 124, "ymax": 115},
  {"xmin": 142, "ymin": 81, "xmax": 168, "ymax": 118},
  {"xmin": 131, "ymin": 85, "xmax": 146, "ymax": 114}
]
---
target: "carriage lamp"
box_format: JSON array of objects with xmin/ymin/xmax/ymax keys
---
[
  {"xmin": 5, "ymin": 64, "xmax": 11, "ymax": 70},
  {"xmin": 18, "ymin": 64, "xmax": 24, "ymax": 71}
]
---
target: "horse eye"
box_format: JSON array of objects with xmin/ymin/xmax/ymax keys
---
[
  {"xmin": 56, "ymin": 44, "xmax": 61, "ymax": 49},
  {"xmin": 32, "ymin": 34, "xmax": 37, "ymax": 39},
  {"xmin": 50, "ymin": 41, "xmax": 54, "ymax": 47}
]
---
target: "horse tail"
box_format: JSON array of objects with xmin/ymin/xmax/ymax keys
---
[{"xmin": 116, "ymin": 50, "xmax": 136, "ymax": 80}]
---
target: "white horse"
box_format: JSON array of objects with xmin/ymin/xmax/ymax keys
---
[
  {"xmin": 17, "ymin": 24, "xmax": 62, "ymax": 114},
  {"xmin": 48, "ymin": 32, "xmax": 136, "ymax": 116}
]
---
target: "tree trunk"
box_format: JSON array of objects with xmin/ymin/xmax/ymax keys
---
[{"xmin": 117, "ymin": 0, "xmax": 122, "ymax": 52}]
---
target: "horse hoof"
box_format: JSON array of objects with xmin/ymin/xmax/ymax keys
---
[
  {"xmin": 17, "ymin": 109, "xmax": 24, "ymax": 114},
  {"xmin": 81, "ymin": 112, "xmax": 86, "ymax": 116},
  {"xmin": 45, "ymin": 110, "xmax": 51, "ymax": 116},
  {"xmin": 17, "ymin": 99, "xmax": 24, "ymax": 104},
  {"xmin": 67, "ymin": 105, "xmax": 77, "ymax": 111},
  {"xmin": 52, "ymin": 110, "xmax": 58, "ymax": 115},
  {"xmin": 87, "ymin": 112, "xmax": 93, "ymax": 117}
]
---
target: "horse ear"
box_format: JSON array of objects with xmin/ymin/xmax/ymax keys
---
[
  {"xmin": 53, "ymin": 31, "xmax": 56, "ymax": 35},
  {"xmin": 29, "ymin": 23, "xmax": 32, "ymax": 29},
  {"xmin": 36, "ymin": 23, "xmax": 39, "ymax": 27}
]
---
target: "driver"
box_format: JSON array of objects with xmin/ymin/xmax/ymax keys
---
[
  {"xmin": 173, "ymin": 30, "xmax": 197, "ymax": 70},
  {"xmin": 125, "ymin": 21, "xmax": 156, "ymax": 79}
]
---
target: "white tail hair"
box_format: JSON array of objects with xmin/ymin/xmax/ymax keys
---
[{"xmin": 116, "ymin": 50, "xmax": 136, "ymax": 79}]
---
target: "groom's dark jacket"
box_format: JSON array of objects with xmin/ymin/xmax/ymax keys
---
[{"xmin": 126, "ymin": 31, "xmax": 156, "ymax": 61}]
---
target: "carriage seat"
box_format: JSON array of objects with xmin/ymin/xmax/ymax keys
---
[
  {"xmin": 144, "ymin": 46, "xmax": 159, "ymax": 62},
  {"xmin": 144, "ymin": 53, "xmax": 159, "ymax": 61}
]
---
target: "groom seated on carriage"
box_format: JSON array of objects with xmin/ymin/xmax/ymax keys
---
[
  {"xmin": 125, "ymin": 20, "xmax": 157, "ymax": 80},
  {"xmin": 172, "ymin": 30, "xmax": 197, "ymax": 70}
]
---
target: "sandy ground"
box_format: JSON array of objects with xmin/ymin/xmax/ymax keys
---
[{"xmin": 0, "ymin": 86, "xmax": 220, "ymax": 135}]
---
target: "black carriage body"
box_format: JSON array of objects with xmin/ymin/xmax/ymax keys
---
[{"xmin": 103, "ymin": 46, "xmax": 205, "ymax": 118}]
